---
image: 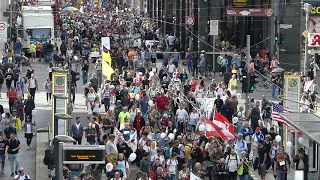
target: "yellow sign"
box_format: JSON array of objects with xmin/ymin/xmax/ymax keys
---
[
  {"xmin": 302, "ymin": 30, "xmax": 309, "ymax": 38},
  {"xmin": 233, "ymin": 0, "xmax": 247, "ymax": 7},
  {"xmin": 311, "ymin": 6, "xmax": 320, "ymax": 15}
]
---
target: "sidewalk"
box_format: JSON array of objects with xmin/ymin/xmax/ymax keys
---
[{"xmin": 35, "ymin": 128, "xmax": 51, "ymax": 180}]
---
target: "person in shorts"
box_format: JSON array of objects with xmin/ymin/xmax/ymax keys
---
[{"xmin": 257, "ymin": 139, "xmax": 267, "ymax": 180}]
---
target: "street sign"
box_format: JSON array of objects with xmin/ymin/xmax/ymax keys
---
[
  {"xmin": 308, "ymin": 33, "xmax": 320, "ymax": 47},
  {"xmin": 0, "ymin": 22, "xmax": 7, "ymax": 42},
  {"xmin": 280, "ymin": 24, "xmax": 292, "ymax": 29},
  {"xmin": 302, "ymin": 30, "xmax": 309, "ymax": 38},
  {"xmin": 186, "ymin": 16, "xmax": 194, "ymax": 25},
  {"xmin": 209, "ymin": 20, "xmax": 219, "ymax": 36},
  {"xmin": 63, "ymin": 145, "xmax": 106, "ymax": 164}
]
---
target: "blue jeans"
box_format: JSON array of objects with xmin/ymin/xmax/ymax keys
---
[
  {"xmin": 9, "ymin": 153, "xmax": 19, "ymax": 174},
  {"xmin": 186, "ymin": 61, "xmax": 192, "ymax": 73},
  {"xmin": 239, "ymin": 174, "xmax": 249, "ymax": 180},
  {"xmin": 46, "ymin": 52, "xmax": 52, "ymax": 62},
  {"xmin": 70, "ymin": 170, "xmax": 81, "ymax": 179},
  {"xmin": 169, "ymin": 174, "xmax": 176, "ymax": 180},
  {"xmin": 272, "ymin": 84, "xmax": 277, "ymax": 97},
  {"xmin": 104, "ymin": 98, "xmax": 110, "ymax": 112},
  {"xmin": 82, "ymin": 71, "xmax": 88, "ymax": 85},
  {"xmin": 0, "ymin": 155, "xmax": 5, "ymax": 171}
]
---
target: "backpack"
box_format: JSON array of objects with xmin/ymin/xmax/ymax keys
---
[
  {"xmin": 164, "ymin": 147, "xmax": 171, "ymax": 160},
  {"xmin": 226, "ymin": 154, "xmax": 238, "ymax": 167},
  {"xmin": 24, "ymin": 175, "xmax": 30, "ymax": 180},
  {"xmin": 43, "ymin": 148, "xmax": 54, "ymax": 165}
]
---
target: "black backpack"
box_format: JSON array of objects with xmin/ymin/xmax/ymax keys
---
[{"xmin": 43, "ymin": 148, "xmax": 54, "ymax": 165}]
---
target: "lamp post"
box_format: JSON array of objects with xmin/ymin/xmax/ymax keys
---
[
  {"xmin": 53, "ymin": 135, "xmax": 75, "ymax": 180},
  {"xmin": 303, "ymin": 3, "xmax": 312, "ymax": 73}
]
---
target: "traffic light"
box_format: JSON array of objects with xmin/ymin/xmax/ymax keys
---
[
  {"xmin": 279, "ymin": 33, "xmax": 286, "ymax": 44},
  {"xmin": 275, "ymin": 33, "xmax": 279, "ymax": 41},
  {"xmin": 249, "ymin": 74, "xmax": 256, "ymax": 93}
]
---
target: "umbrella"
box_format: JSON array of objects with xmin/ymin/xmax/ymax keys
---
[
  {"xmin": 271, "ymin": 67, "xmax": 285, "ymax": 74},
  {"xmin": 62, "ymin": 7, "xmax": 79, "ymax": 12}
]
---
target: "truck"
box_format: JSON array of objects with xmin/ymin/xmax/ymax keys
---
[{"xmin": 21, "ymin": 6, "xmax": 55, "ymax": 54}]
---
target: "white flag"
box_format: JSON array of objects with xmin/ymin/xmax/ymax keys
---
[{"xmin": 190, "ymin": 172, "xmax": 202, "ymax": 180}]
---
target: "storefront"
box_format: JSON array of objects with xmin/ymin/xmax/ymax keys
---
[{"xmin": 280, "ymin": 112, "xmax": 320, "ymax": 179}]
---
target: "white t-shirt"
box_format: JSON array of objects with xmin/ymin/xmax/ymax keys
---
[
  {"xmin": 14, "ymin": 175, "xmax": 31, "ymax": 180},
  {"xmin": 225, "ymin": 154, "xmax": 240, "ymax": 172},
  {"xmin": 166, "ymin": 158, "xmax": 178, "ymax": 174},
  {"xmin": 29, "ymin": 79, "xmax": 36, "ymax": 88},
  {"xmin": 117, "ymin": 160, "xmax": 129, "ymax": 178},
  {"xmin": 176, "ymin": 109, "xmax": 188, "ymax": 122},
  {"xmin": 189, "ymin": 113, "xmax": 199, "ymax": 126},
  {"xmin": 168, "ymin": 64, "xmax": 176, "ymax": 73}
]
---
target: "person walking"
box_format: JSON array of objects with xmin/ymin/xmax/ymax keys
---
[
  {"xmin": 101, "ymin": 85, "xmax": 111, "ymax": 112},
  {"xmin": 106, "ymin": 134, "xmax": 118, "ymax": 162},
  {"xmin": 70, "ymin": 117, "xmax": 83, "ymax": 145},
  {"xmin": 23, "ymin": 117, "xmax": 35, "ymax": 149},
  {"xmin": 27, "ymin": 74, "xmax": 38, "ymax": 100},
  {"xmin": 85, "ymin": 123, "xmax": 96, "ymax": 145},
  {"xmin": 44, "ymin": 78, "xmax": 52, "ymax": 105},
  {"xmin": 95, "ymin": 59, "xmax": 103, "ymax": 87},
  {"xmin": 6, "ymin": 133, "xmax": 21, "ymax": 176},
  {"xmin": 0, "ymin": 133, "xmax": 7, "ymax": 174},
  {"xmin": 274, "ymin": 148, "xmax": 290, "ymax": 180},
  {"xmin": 14, "ymin": 167, "xmax": 30, "ymax": 180},
  {"xmin": 7, "ymin": 86, "xmax": 17, "ymax": 114},
  {"xmin": 24, "ymin": 94, "xmax": 35, "ymax": 120},
  {"xmin": 293, "ymin": 148, "xmax": 309, "ymax": 180}
]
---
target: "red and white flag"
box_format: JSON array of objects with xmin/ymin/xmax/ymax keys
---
[
  {"xmin": 213, "ymin": 112, "xmax": 235, "ymax": 133},
  {"xmin": 206, "ymin": 119, "xmax": 235, "ymax": 140}
]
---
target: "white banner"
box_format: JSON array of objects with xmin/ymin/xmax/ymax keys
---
[
  {"xmin": 101, "ymin": 37, "xmax": 111, "ymax": 50},
  {"xmin": 190, "ymin": 172, "xmax": 202, "ymax": 180}
]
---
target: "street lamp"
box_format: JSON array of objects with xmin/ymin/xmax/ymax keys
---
[
  {"xmin": 53, "ymin": 135, "xmax": 75, "ymax": 180},
  {"xmin": 303, "ymin": 3, "xmax": 312, "ymax": 73}
]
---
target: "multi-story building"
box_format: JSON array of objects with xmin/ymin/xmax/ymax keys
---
[{"xmin": 146, "ymin": 0, "xmax": 315, "ymax": 71}]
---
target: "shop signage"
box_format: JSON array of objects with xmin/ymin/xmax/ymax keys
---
[
  {"xmin": 232, "ymin": 0, "xmax": 247, "ymax": 7},
  {"xmin": 63, "ymin": 146, "xmax": 105, "ymax": 164},
  {"xmin": 311, "ymin": 6, "xmax": 320, "ymax": 15},
  {"xmin": 226, "ymin": 8, "xmax": 274, "ymax": 17},
  {"xmin": 308, "ymin": 33, "xmax": 320, "ymax": 47}
]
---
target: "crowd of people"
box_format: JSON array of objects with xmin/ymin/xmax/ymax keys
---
[{"xmin": 0, "ymin": 0, "xmax": 315, "ymax": 180}]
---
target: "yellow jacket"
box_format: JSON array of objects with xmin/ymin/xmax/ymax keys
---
[{"xmin": 16, "ymin": 117, "xmax": 22, "ymax": 130}]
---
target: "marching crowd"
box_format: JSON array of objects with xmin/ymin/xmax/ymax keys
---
[{"xmin": 0, "ymin": 0, "xmax": 314, "ymax": 180}]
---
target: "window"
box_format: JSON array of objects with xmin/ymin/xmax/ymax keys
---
[{"xmin": 29, "ymin": 28, "xmax": 51, "ymax": 39}]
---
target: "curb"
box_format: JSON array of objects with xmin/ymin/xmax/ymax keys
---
[{"xmin": 36, "ymin": 130, "xmax": 51, "ymax": 180}]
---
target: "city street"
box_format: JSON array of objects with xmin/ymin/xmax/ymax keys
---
[{"xmin": 0, "ymin": 61, "xmax": 274, "ymax": 179}]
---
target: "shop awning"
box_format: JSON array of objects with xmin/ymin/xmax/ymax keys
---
[{"xmin": 280, "ymin": 113, "xmax": 320, "ymax": 144}]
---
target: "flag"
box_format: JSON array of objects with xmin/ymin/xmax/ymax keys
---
[
  {"xmin": 102, "ymin": 59, "xmax": 114, "ymax": 80},
  {"xmin": 113, "ymin": 127, "xmax": 122, "ymax": 145},
  {"xmin": 213, "ymin": 112, "xmax": 235, "ymax": 134},
  {"xmin": 272, "ymin": 102, "xmax": 291, "ymax": 127},
  {"xmin": 190, "ymin": 171, "xmax": 202, "ymax": 180},
  {"xmin": 102, "ymin": 51, "xmax": 112, "ymax": 66},
  {"xmin": 206, "ymin": 120, "xmax": 235, "ymax": 140}
]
